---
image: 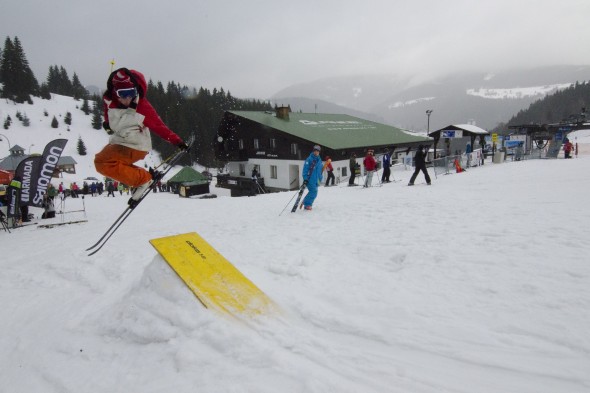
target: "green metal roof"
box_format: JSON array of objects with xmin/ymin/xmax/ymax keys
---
[
  {"xmin": 228, "ymin": 111, "xmax": 431, "ymax": 150},
  {"xmin": 167, "ymin": 166, "xmax": 208, "ymax": 184}
]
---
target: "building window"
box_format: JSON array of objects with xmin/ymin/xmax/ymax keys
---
[
  {"xmin": 238, "ymin": 139, "xmax": 244, "ymax": 150},
  {"xmin": 290, "ymin": 143, "xmax": 298, "ymax": 155},
  {"xmin": 239, "ymin": 163, "xmax": 245, "ymax": 176},
  {"xmin": 253, "ymin": 139, "xmax": 260, "ymax": 149},
  {"xmin": 342, "ymin": 167, "xmax": 348, "ymax": 177},
  {"xmin": 269, "ymin": 138, "xmax": 277, "ymax": 149},
  {"xmin": 270, "ymin": 165, "xmax": 277, "ymax": 179}
]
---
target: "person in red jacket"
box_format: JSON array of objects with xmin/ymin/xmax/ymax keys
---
[
  {"xmin": 563, "ymin": 138, "xmax": 573, "ymax": 159},
  {"xmin": 323, "ymin": 156, "xmax": 335, "ymax": 186},
  {"xmin": 363, "ymin": 149, "xmax": 377, "ymax": 187},
  {"xmin": 94, "ymin": 68, "xmax": 188, "ymax": 207}
]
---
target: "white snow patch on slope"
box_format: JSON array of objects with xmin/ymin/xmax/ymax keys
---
[
  {"xmin": 388, "ymin": 97, "xmax": 435, "ymax": 109},
  {"xmin": 467, "ymin": 83, "xmax": 572, "ymax": 99}
]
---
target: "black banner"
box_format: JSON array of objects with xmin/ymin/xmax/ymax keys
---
[
  {"xmin": 30, "ymin": 139, "xmax": 68, "ymax": 207},
  {"xmin": 17, "ymin": 155, "xmax": 41, "ymax": 208}
]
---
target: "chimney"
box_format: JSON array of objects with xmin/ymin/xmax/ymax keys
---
[{"xmin": 275, "ymin": 106, "xmax": 290, "ymax": 120}]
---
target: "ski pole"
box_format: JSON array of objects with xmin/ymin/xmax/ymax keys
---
[
  {"xmin": 279, "ymin": 189, "xmax": 300, "ymax": 216},
  {"xmin": 153, "ymin": 135, "xmax": 194, "ymax": 171},
  {"xmin": 154, "ymin": 150, "xmax": 180, "ymax": 170}
]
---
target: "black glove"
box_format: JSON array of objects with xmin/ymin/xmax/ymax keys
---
[
  {"xmin": 302, "ymin": 179, "xmax": 308, "ymax": 187},
  {"xmin": 176, "ymin": 141, "xmax": 189, "ymax": 151},
  {"xmin": 103, "ymin": 122, "xmax": 113, "ymax": 135}
]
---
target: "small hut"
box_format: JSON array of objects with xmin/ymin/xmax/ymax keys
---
[{"xmin": 167, "ymin": 167, "xmax": 210, "ymax": 197}]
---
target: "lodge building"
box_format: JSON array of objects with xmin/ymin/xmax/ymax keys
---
[{"xmin": 215, "ymin": 107, "xmax": 432, "ymax": 196}]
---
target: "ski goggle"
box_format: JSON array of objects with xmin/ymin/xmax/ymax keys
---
[{"xmin": 115, "ymin": 87, "xmax": 137, "ymax": 99}]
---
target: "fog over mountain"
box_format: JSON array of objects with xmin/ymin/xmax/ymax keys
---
[{"xmin": 273, "ymin": 65, "xmax": 590, "ymax": 131}]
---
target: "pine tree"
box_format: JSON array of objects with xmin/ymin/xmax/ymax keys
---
[
  {"xmin": 71, "ymin": 72, "xmax": 88, "ymax": 100},
  {"xmin": 1, "ymin": 36, "xmax": 39, "ymax": 102},
  {"xmin": 0, "ymin": 36, "xmax": 39, "ymax": 102},
  {"xmin": 38, "ymin": 82, "xmax": 51, "ymax": 99},
  {"xmin": 81, "ymin": 98, "xmax": 90, "ymax": 115},
  {"xmin": 13, "ymin": 37, "xmax": 39, "ymax": 101},
  {"xmin": 77, "ymin": 136, "xmax": 87, "ymax": 155},
  {"xmin": 91, "ymin": 99, "xmax": 102, "ymax": 130},
  {"xmin": 0, "ymin": 37, "xmax": 16, "ymax": 100},
  {"xmin": 4, "ymin": 115, "xmax": 12, "ymax": 129},
  {"xmin": 59, "ymin": 66, "xmax": 73, "ymax": 96},
  {"xmin": 21, "ymin": 113, "xmax": 30, "ymax": 127},
  {"xmin": 46, "ymin": 65, "xmax": 59, "ymax": 93},
  {"xmin": 64, "ymin": 111, "xmax": 72, "ymax": 125},
  {"xmin": 46, "ymin": 65, "xmax": 79, "ymax": 96},
  {"xmin": 51, "ymin": 116, "xmax": 59, "ymax": 128}
]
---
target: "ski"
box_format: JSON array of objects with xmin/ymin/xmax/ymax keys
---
[
  {"xmin": 290, "ymin": 184, "xmax": 307, "ymax": 213},
  {"xmin": 86, "ymin": 138, "xmax": 193, "ymax": 256}
]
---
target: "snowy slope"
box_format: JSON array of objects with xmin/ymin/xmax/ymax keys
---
[
  {"xmin": 1, "ymin": 97, "xmax": 590, "ymax": 393},
  {"xmin": 0, "ymin": 94, "xmax": 109, "ymax": 177}
]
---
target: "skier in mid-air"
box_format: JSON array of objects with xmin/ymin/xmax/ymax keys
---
[{"xmin": 94, "ymin": 68, "xmax": 188, "ymax": 207}]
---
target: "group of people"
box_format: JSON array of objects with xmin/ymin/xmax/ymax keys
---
[
  {"xmin": 53, "ymin": 180, "xmax": 122, "ymax": 198},
  {"xmin": 299, "ymin": 144, "xmax": 432, "ymax": 211},
  {"xmin": 347, "ymin": 149, "xmax": 388, "ymax": 187},
  {"xmin": 348, "ymin": 145, "xmax": 430, "ymax": 187}
]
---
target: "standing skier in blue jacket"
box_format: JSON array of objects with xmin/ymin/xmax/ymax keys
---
[{"xmin": 301, "ymin": 145, "xmax": 324, "ymax": 211}]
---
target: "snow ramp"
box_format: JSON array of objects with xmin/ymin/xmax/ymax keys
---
[{"xmin": 150, "ymin": 232, "xmax": 276, "ymax": 317}]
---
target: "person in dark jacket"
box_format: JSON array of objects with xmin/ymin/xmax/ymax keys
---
[
  {"xmin": 107, "ymin": 181, "xmax": 116, "ymax": 197},
  {"xmin": 348, "ymin": 153, "xmax": 358, "ymax": 186},
  {"xmin": 408, "ymin": 145, "xmax": 431, "ymax": 186},
  {"xmin": 381, "ymin": 149, "xmax": 392, "ymax": 183}
]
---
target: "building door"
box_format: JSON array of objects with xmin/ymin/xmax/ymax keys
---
[{"xmin": 289, "ymin": 164, "xmax": 299, "ymax": 190}]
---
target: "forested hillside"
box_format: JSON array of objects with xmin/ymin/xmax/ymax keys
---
[{"xmin": 496, "ymin": 81, "xmax": 589, "ymax": 131}]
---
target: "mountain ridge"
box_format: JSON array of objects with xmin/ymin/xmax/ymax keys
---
[{"xmin": 272, "ymin": 65, "xmax": 590, "ymax": 131}]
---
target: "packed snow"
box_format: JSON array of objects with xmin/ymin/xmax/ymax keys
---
[{"xmin": 1, "ymin": 96, "xmax": 590, "ymax": 393}]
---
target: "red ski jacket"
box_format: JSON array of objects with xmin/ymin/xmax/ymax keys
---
[{"xmin": 363, "ymin": 154, "xmax": 377, "ymax": 171}]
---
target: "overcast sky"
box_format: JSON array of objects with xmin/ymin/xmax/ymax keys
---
[{"xmin": 2, "ymin": 0, "xmax": 590, "ymax": 98}]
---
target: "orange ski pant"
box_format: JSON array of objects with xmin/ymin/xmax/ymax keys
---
[{"xmin": 94, "ymin": 144, "xmax": 150, "ymax": 187}]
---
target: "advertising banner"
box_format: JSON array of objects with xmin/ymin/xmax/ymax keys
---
[{"xmin": 29, "ymin": 139, "xmax": 68, "ymax": 207}]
